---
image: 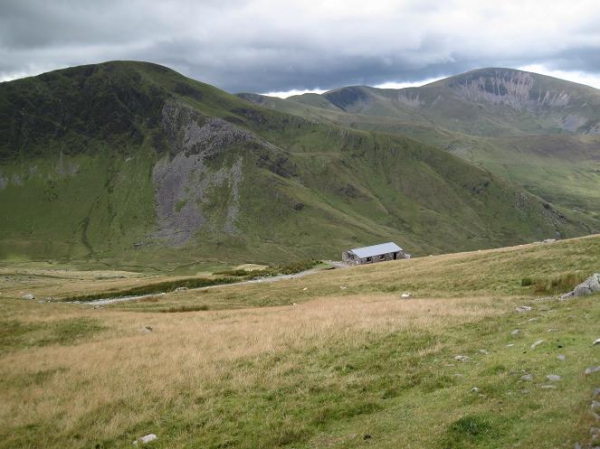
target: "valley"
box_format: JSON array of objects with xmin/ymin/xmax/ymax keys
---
[{"xmin": 2, "ymin": 62, "xmax": 598, "ymax": 269}]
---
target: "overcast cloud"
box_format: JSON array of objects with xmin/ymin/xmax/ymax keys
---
[{"xmin": 2, "ymin": 0, "xmax": 600, "ymax": 95}]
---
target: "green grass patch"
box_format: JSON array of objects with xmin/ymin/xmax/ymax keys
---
[
  {"xmin": 0, "ymin": 318, "xmax": 105, "ymax": 352},
  {"xmin": 63, "ymin": 276, "xmax": 239, "ymax": 302}
]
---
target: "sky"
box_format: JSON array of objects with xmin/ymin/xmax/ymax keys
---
[{"xmin": 2, "ymin": 0, "xmax": 600, "ymax": 97}]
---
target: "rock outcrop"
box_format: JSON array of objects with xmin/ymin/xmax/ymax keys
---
[{"xmin": 561, "ymin": 273, "xmax": 600, "ymax": 299}]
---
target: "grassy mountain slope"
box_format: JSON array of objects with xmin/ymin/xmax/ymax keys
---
[
  {"xmin": 1, "ymin": 235, "xmax": 599, "ymax": 448},
  {"xmin": 0, "ymin": 62, "xmax": 594, "ymax": 268},
  {"xmin": 242, "ymin": 68, "xmax": 600, "ymax": 225}
]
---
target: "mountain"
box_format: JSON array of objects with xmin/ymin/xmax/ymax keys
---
[
  {"xmin": 0, "ymin": 62, "xmax": 594, "ymax": 269},
  {"xmin": 241, "ymin": 68, "xmax": 600, "ymax": 223}
]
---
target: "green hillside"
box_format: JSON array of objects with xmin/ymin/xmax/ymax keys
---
[
  {"xmin": 242, "ymin": 68, "xmax": 600, "ymax": 226},
  {"xmin": 0, "ymin": 62, "xmax": 595, "ymax": 269}
]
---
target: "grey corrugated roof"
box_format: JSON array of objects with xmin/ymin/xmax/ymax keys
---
[{"xmin": 350, "ymin": 242, "xmax": 402, "ymax": 258}]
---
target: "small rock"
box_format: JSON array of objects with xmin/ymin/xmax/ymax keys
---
[
  {"xmin": 363, "ymin": 434, "xmax": 371, "ymax": 440},
  {"xmin": 302, "ymin": 287, "xmax": 308, "ymax": 291},
  {"xmin": 454, "ymin": 355, "xmax": 469, "ymax": 362},
  {"xmin": 594, "ymin": 338, "xmax": 600, "ymax": 346},
  {"xmin": 133, "ymin": 434, "xmax": 157, "ymax": 445},
  {"xmin": 593, "ymin": 388, "xmax": 600, "ymax": 398},
  {"xmin": 557, "ymin": 355, "xmax": 566, "ymax": 361},
  {"xmin": 591, "ymin": 427, "xmax": 600, "ymax": 440},
  {"xmin": 585, "ymin": 367, "xmax": 600, "ymax": 375},
  {"xmin": 540, "ymin": 385, "xmax": 557, "ymax": 389},
  {"xmin": 340, "ymin": 286, "xmax": 347, "ymax": 290},
  {"xmin": 479, "ymin": 349, "xmax": 489, "ymax": 355},
  {"xmin": 174, "ymin": 287, "xmax": 188, "ymax": 292},
  {"xmin": 401, "ymin": 293, "xmax": 411, "ymax": 299},
  {"xmin": 144, "ymin": 326, "xmax": 153, "ymax": 332},
  {"xmin": 292, "ymin": 302, "xmax": 297, "ymax": 306},
  {"xmin": 528, "ymin": 318, "xmax": 538, "ymax": 322},
  {"xmin": 547, "ymin": 328, "xmax": 558, "ymax": 333},
  {"xmin": 20, "ymin": 293, "xmax": 35, "ymax": 300},
  {"xmin": 521, "ymin": 374, "xmax": 534, "ymax": 381},
  {"xmin": 470, "ymin": 387, "xmax": 479, "ymax": 393},
  {"xmin": 592, "ymin": 401, "xmax": 600, "ymax": 411},
  {"xmin": 531, "ymin": 339, "xmax": 545, "ymax": 349},
  {"xmin": 546, "ymin": 374, "xmax": 562, "ymax": 382},
  {"xmin": 511, "ymin": 329, "xmax": 520, "ymax": 336},
  {"xmin": 506, "ymin": 344, "xmax": 515, "ymax": 347},
  {"xmin": 516, "ymin": 305, "xmax": 532, "ymax": 313}
]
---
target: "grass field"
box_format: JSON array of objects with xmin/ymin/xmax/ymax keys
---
[{"xmin": 0, "ymin": 236, "xmax": 599, "ymax": 448}]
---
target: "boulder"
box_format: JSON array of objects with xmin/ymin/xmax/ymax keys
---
[
  {"xmin": 133, "ymin": 434, "xmax": 157, "ymax": 445},
  {"xmin": 584, "ymin": 366, "xmax": 600, "ymax": 375},
  {"xmin": 561, "ymin": 273, "xmax": 600, "ymax": 299},
  {"xmin": 516, "ymin": 305, "xmax": 532, "ymax": 313}
]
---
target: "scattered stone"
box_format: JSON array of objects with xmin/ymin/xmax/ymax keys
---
[
  {"xmin": 174, "ymin": 287, "xmax": 188, "ymax": 292},
  {"xmin": 560, "ymin": 273, "xmax": 600, "ymax": 299},
  {"xmin": 531, "ymin": 339, "xmax": 545, "ymax": 349},
  {"xmin": 133, "ymin": 434, "xmax": 157, "ymax": 445},
  {"xmin": 302, "ymin": 287, "xmax": 308, "ymax": 291},
  {"xmin": 542, "ymin": 238, "xmax": 556, "ymax": 244},
  {"xmin": 511, "ymin": 329, "xmax": 520, "ymax": 336},
  {"xmin": 516, "ymin": 305, "xmax": 532, "ymax": 313},
  {"xmin": 528, "ymin": 318, "xmax": 538, "ymax": 322},
  {"xmin": 479, "ymin": 349, "xmax": 489, "ymax": 355},
  {"xmin": 401, "ymin": 292, "xmax": 411, "ymax": 299},
  {"xmin": 20, "ymin": 293, "xmax": 35, "ymax": 300},
  {"xmin": 591, "ymin": 427, "xmax": 600, "ymax": 440},
  {"xmin": 594, "ymin": 338, "xmax": 600, "ymax": 346},
  {"xmin": 470, "ymin": 387, "xmax": 480, "ymax": 393},
  {"xmin": 547, "ymin": 328, "xmax": 559, "ymax": 333},
  {"xmin": 540, "ymin": 385, "xmax": 557, "ymax": 389},
  {"xmin": 454, "ymin": 355, "xmax": 469, "ymax": 362},
  {"xmin": 546, "ymin": 374, "xmax": 562, "ymax": 382},
  {"xmin": 594, "ymin": 388, "xmax": 600, "ymax": 398},
  {"xmin": 340, "ymin": 286, "xmax": 347, "ymax": 290},
  {"xmin": 292, "ymin": 303, "xmax": 298, "ymax": 306},
  {"xmin": 506, "ymin": 344, "xmax": 515, "ymax": 347},
  {"xmin": 584, "ymin": 367, "xmax": 600, "ymax": 375},
  {"xmin": 521, "ymin": 374, "xmax": 534, "ymax": 381},
  {"xmin": 557, "ymin": 355, "xmax": 566, "ymax": 361}
]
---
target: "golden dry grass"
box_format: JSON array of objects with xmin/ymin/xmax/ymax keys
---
[
  {"xmin": 1, "ymin": 235, "xmax": 600, "ymax": 448},
  {"xmin": 0, "ymin": 293, "xmax": 507, "ymax": 445}
]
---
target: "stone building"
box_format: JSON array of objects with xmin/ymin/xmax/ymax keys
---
[{"xmin": 342, "ymin": 242, "xmax": 409, "ymax": 265}]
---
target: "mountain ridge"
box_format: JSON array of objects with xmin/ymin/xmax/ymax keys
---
[{"xmin": 0, "ymin": 61, "xmax": 596, "ymax": 268}]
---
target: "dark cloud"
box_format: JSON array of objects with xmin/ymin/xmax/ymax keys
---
[{"xmin": 1, "ymin": 0, "xmax": 600, "ymax": 93}]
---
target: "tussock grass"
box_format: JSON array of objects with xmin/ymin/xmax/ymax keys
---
[{"xmin": 0, "ymin": 235, "xmax": 599, "ymax": 448}]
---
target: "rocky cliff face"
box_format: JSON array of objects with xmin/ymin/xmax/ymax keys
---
[{"xmin": 152, "ymin": 101, "xmax": 254, "ymax": 245}]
